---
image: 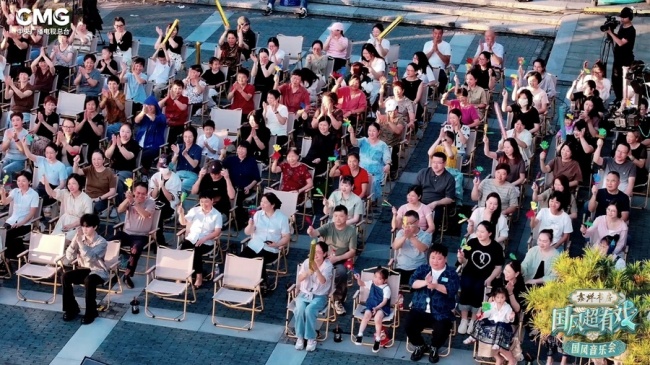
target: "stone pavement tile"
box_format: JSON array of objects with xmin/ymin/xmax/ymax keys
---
[
  {"xmin": 264, "ymin": 343, "xmax": 307, "ymax": 365},
  {"xmin": 91, "ymin": 321, "xmax": 277, "ymax": 365},
  {"xmin": 53, "ymin": 318, "xmax": 119, "ymax": 363},
  {"xmin": 0, "ymin": 304, "xmax": 79, "ymax": 365}
]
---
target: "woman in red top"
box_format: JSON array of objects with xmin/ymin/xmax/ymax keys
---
[
  {"xmin": 228, "ymin": 68, "xmax": 256, "ymax": 123},
  {"xmin": 270, "ymin": 147, "xmax": 313, "ymax": 203},
  {"xmin": 329, "ymin": 152, "xmax": 369, "ymax": 199},
  {"xmin": 333, "ymin": 75, "xmax": 368, "ymax": 120},
  {"xmin": 159, "ymin": 80, "xmax": 189, "ymax": 144}
]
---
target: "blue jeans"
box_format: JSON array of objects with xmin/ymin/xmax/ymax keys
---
[
  {"xmin": 2, "ymin": 158, "xmax": 27, "ymax": 175},
  {"xmin": 177, "ymin": 170, "xmax": 198, "ymax": 193},
  {"xmin": 106, "ymin": 123, "xmax": 123, "ymax": 137},
  {"xmin": 94, "ymin": 199, "xmax": 109, "ymax": 215},
  {"xmin": 294, "ymin": 293, "xmax": 327, "ymax": 340}
]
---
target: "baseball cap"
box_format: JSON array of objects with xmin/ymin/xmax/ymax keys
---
[
  {"xmin": 385, "ymin": 99, "xmax": 398, "ymax": 112},
  {"xmin": 329, "ymin": 22, "xmax": 344, "ymax": 32}
]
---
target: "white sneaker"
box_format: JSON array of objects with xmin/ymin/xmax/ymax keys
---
[
  {"xmin": 467, "ymin": 319, "xmax": 476, "ymax": 334},
  {"xmin": 295, "ymin": 338, "xmax": 304, "ymax": 350},
  {"xmin": 463, "ymin": 337, "xmax": 476, "ymax": 345},
  {"xmin": 334, "ymin": 301, "xmax": 346, "ymax": 315},
  {"xmin": 306, "ymin": 339, "xmax": 317, "ymax": 352},
  {"xmin": 458, "ymin": 318, "xmax": 469, "ymax": 334}
]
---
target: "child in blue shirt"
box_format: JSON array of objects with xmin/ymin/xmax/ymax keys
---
[{"xmin": 353, "ymin": 267, "xmax": 391, "ymax": 353}]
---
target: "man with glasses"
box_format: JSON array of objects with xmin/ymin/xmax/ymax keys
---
[
  {"xmin": 416, "ymin": 152, "xmax": 456, "ymax": 230},
  {"xmin": 473, "ymin": 29, "xmax": 504, "ymax": 69},
  {"xmin": 391, "ymin": 210, "xmax": 432, "ymax": 285}
]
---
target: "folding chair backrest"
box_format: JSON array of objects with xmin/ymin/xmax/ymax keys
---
[
  {"xmin": 155, "ymin": 247, "xmax": 194, "ymax": 280},
  {"xmin": 89, "ymin": 36, "xmax": 98, "ymax": 54},
  {"xmin": 466, "ymin": 129, "xmax": 477, "ymax": 156},
  {"xmin": 358, "ymin": 269, "xmax": 374, "ymax": 302},
  {"xmin": 28, "ymin": 233, "xmax": 65, "ymax": 265},
  {"xmin": 300, "ymin": 137, "xmax": 312, "ymax": 159},
  {"xmin": 386, "ymin": 271, "xmax": 401, "ymax": 305},
  {"xmin": 223, "ymin": 254, "xmax": 263, "ymax": 289},
  {"xmin": 210, "ymin": 108, "xmax": 242, "ymax": 133},
  {"xmin": 324, "ymin": 57, "xmax": 335, "ymax": 80},
  {"xmin": 104, "ymin": 240, "xmax": 121, "ymax": 268},
  {"xmin": 57, "ymin": 91, "xmax": 86, "ymax": 118},
  {"xmin": 276, "ymin": 34, "xmax": 304, "ymax": 64},
  {"xmin": 253, "ymin": 92, "xmax": 262, "ymax": 109},
  {"xmin": 263, "ymin": 188, "xmax": 298, "ymax": 218},
  {"xmin": 131, "ymin": 39, "xmax": 140, "ymax": 58},
  {"xmin": 385, "ymin": 44, "xmax": 400, "ymax": 65}
]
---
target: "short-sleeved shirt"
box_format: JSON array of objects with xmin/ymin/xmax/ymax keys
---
[
  {"xmin": 279, "ymin": 162, "xmax": 311, "ymax": 192},
  {"xmin": 11, "ymin": 83, "xmax": 34, "ymax": 113},
  {"xmin": 600, "ymin": 157, "xmax": 636, "ymax": 193},
  {"xmin": 185, "ymin": 206, "xmax": 222, "ymax": 246},
  {"xmin": 35, "ymin": 109, "xmax": 60, "ymax": 141},
  {"xmin": 76, "ymin": 113, "xmax": 105, "ymax": 153},
  {"xmin": 149, "ymin": 61, "xmax": 171, "ymax": 84},
  {"xmin": 394, "ymin": 229, "xmax": 432, "ymax": 271},
  {"xmin": 434, "ymin": 145, "xmax": 458, "ymax": 169},
  {"xmin": 316, "ymin": 222, "xmax": 357, "ymax": 256},
  {"xmin": 197, "ymin": 133, "xmax": 222, "ymax": 160},
  {"xmin": 548, "ymin": 157, "xmax": 582, "ymax": 184},
  {"xmin": 264, "ymin": 104, "xmax": 290, "ymax": 136},
  {"xmin": 124, "ymin": 198, "xmax": 156, "ymax": 236},
  {"xmin": 278, "ymin": 83, "xmax": 310, "ymax": 114},
  {"xmin": 396, "ymin": 203, "xmax": 433, "ymax": 231},
  {"xmin": 442, "ymin": 124, "xmax": 471, "ymax": 154},
  {"xmin": 478, "ymin": 179, "xmax": 519, "ymax": 210},
  {"xmin": 125, "ymin": 72, "xmax": 148, "ymax": 104},
  {"xmin": 183, "ymin": 79, "xmax": 207, "ymax": 104},
  {"xmin": 230, "ymin": 83, "xmax": 256, "ymax": 116},
  {"xmin": 535, "ymin": 208, "xmax": 573, "ymax": 246},
  {"xmin": 7, "ymin": 188, "xmax": 39, "ymax": 225},
  {"xmin": 423, "ymin": 40, "xmax": 451, "ymax": 69},
  {"xmin": 614, "ymin": 25, "xmax": 636, "ymax": 64},
  {"xmin": 35, "ymin": 156, "xmax": 67, "ymax": 186},
  {"xmin": 202, "ymin": 69, "xmax": 225, "ymax": 86},
  {"xmin": 328, "ymin": 190, "xmax": 363, "ymax": 218},
  {"xmin": 449, "ymin": 100, "xmax": 480, "ymax": 126},
  {"xmin": 176, "ymin": 144, "xmax": 202, "ymax": 174},
  {"xmin": 248, "ymin": 209, "xmax": 290, "ymax": 254},
  {"xmin": 338, "ymin": 165, "xmax": 369, "ymax": 197},
  {"xmin": 148, "ymin": 172, "xmax": 182, "ymax": 210},
  {"xmin": 3, "ymin": 128, "xmax": 28, "ymax": 160},
  {"xmin": 110, "ymin": 139, "xmax": 141, "ymax": 172},
  {"xmin": 415, "ymin": 167, "xmax": 456, "ymax": 204},
  {"xmin": 222, "ymin": 155, "xmax": 261, "ymax": 189},
  {"xmin": 163, "ymin": 95, "xmax": 189, "ymax": 127},
  {"xmin": 197, "ymin": 174, "xmax": 230, "ymax": 214},
  {"xmin": 76, "ymin": 69, "xmax": 102, "ymax": 97},
  {"xmin": 461, "ymin": 238, "xmax": 505, "ymax": 279},
  {"xmin": 509, "ymin": 104, "xmax": 540, "ymax": 131},
  {"xmin": 496, "ymin": 152, "xmax": 526, "ymax": 183},
  {"xmin": 82, "ymin": 166, "xmax": 117, "ymax": 199},
  {"xmin": 594, "ymin": 189, "xmax": 630, "ymax": 218}
]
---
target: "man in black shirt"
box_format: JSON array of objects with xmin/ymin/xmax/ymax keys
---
[
  {"xmin": 588, "ymin": 171, "xmax": 630, "ymax": 222},
  {"xmin": 191, "ymin": 160, "xmax": 235, "ymax": 216},
  {"xmin": 605, "ymin": 7, "xmax": 636, "ymax": 102}
]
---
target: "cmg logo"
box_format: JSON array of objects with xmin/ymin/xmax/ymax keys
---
[{"xmin": 15, "ymin": 8, "xmax": 70, "ymax": 27}]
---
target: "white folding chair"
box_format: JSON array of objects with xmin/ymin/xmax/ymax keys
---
[
  {"xmin": 144, "ymin": 246, "xmax": 197, "ymax": 321},
  {"xmin": 15, "ymin": 233, "xmax": 65, "ymax": 304},
  {"xmin": 210, "ymin": 107, "xmax": 242, "ymax": 142},
  {"xmin": 57, "ymin": 91, "xmax": 86, "ymax": 119},
  {"xmin": 212, "ymin": 254, "xmax": 264, "ymax": 330},
  {"xmin": 276, "ymin": 34, "xmax": 304, "ymax": 69}
]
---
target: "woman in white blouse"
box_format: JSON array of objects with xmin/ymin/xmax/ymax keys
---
[
  {"xmin": 360, "ymin": 43, "xmax": 386, "ymax": 106},
  {"xmin": 0, "ymin": 171, "xmax": 39, "ymax": 260},
  {"xmin": 241, "ymin": 192, "xmax": 290, "ymax": 294},
  {"xmin": 263, "ymin": 89, "xmax": 289, "ymax": 145},
  {"xmin": 367, "ymin": 23, "xmax": 390, "ymax": 58},
  {"xmin": 43, "ymin": 173, "xmax": 93, "ymax": 242},
  {"xmin": 467, "ymin": 192, "xmax": 508, "ymax": 245},
  {"xmin": 575, "ymin": 60, "xmax": 611, "ymax": 103},
  {"xmin": 293, "ymin": 240, "xmax": 333, "ymax": 352}
]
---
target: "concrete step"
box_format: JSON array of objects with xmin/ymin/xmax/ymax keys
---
[
  {"xmin": 187, "ymin": 0, "xmax": 559, "ymax": 36},
  {"xmin": 310, "ymin": 0, "xmax": 567, "ymax": 25}
]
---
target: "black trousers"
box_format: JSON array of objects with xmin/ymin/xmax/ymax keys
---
[
  {"xmin": 5, "ymin": 225, "xmax": 32, "ymax": 260},
  {"xmin": 179, "ymin": 239, "xmax": 213, "ymax": 276},
  {"xmin": 113, "ymin": 231, "xmax": 148, "ymax": 277},
  {"xmin": 62, "ymin": 268, "xmax": 104, "ymax": 317},
  {"xmin": 612, "ymin": 59, "xmax": 633, "ymax": 102},
  {"xmin": 405, "ymin": 310, "xmax": 453, "ymax": 349},
  {"xmin": 239, "ymin": 245, "xmax": 278, "ymax": 283}
]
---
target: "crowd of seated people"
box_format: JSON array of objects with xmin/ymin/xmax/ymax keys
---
[{"xmin": 0, "ymin": 5, "xmax": 645, "ymax": 365}]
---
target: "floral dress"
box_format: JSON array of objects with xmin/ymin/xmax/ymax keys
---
[{"xmin": 357, "ymin": 138, "xmax": 390, "ymax": 199}]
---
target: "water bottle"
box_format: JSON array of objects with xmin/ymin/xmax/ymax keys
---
[
  {"xmin": 333, "ymin": 325, "xmax": 342, "ymax": 343},
  {"xmin": 214, "ymin": 263, "xmax": 220, "ymax": 277},
  {"xmin": 130, "ymin": 297, "xmax": 140, "ymax": 314}
]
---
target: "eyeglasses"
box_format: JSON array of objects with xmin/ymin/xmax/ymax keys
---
[
  {"xmin": 63, "ymin": 125, "xmax": 74, "ymax": 129},
  {"xmin": 114, "ymin": 24, "xmax": 124, "ymax": 28}
]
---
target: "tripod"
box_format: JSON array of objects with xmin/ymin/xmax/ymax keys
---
[{"xmin": 600, "ymin": 34, "xmax": 612, "ymax": 65}]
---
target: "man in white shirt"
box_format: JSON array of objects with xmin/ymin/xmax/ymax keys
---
[
  {"xmin": 473, "ymin": 29, "xmax": 504, "ymax": 69},
  {"xmin": 422, "ymin": 26, "xmax": 451, "ymax": 93},
  {"xmin": 178, "ymin": 192, "xmax": 222, "ymax": 288},
  {"xmin": 149, "ymin": 49, "xmax": 172, "ymax": 98}
]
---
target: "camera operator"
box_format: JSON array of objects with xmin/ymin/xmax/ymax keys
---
[{"xmin": 604, "ymin": 7, "xmax": 636, "ymax": 103}]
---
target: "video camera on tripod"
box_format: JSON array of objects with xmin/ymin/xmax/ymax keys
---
[{"xmin": 600, "ymin": 15, "xmax": 620, "ymax": 32}]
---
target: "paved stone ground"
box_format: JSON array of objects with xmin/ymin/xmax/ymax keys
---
[{"xmin": 0, "ymin": 2, "xmax": 648, "ymax": 364}]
